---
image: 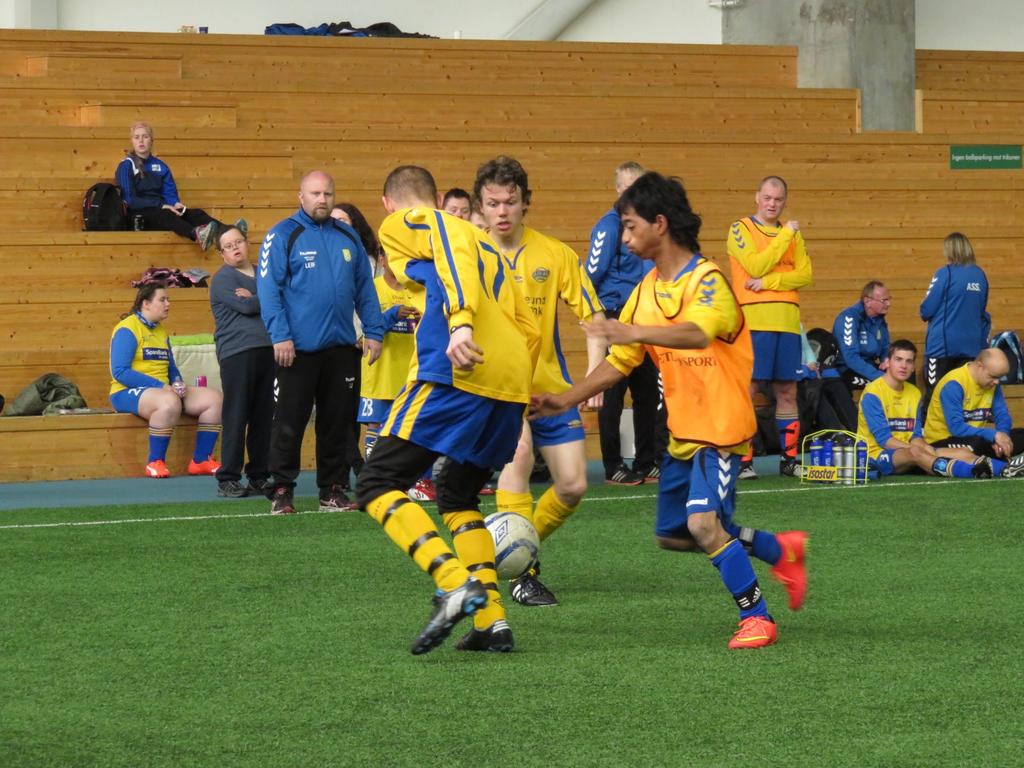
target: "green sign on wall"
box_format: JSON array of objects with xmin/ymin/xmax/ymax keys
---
[{"xmin": 950, "ymin": 145, "xmax": 1022, "ymax": 169}]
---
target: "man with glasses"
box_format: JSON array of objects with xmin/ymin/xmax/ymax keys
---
[{"xmin": 833, "ymin": 280, "xmax": 892, "ymax": 391}]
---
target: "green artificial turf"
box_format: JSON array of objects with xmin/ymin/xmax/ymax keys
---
[{"xmin": 1, "ymin": 478, "xmax": 1022, "ymax": 767}]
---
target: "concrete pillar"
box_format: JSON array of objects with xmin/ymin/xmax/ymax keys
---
[
  {"xmin": 0, "ymin": 0, "xmax": 58, "ymax": 29},
  {"xmin": 722, "ymin": 0, "xmax": 915, "ymax": 131}
]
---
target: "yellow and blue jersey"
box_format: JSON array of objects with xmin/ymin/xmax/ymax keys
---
[
  {"xmin": 857, "ymin": 377, "xmax": 923, "ymax": 459},
  {"xmin": 377, "ymin": 207, "xmax": 539, "ymax": 405},
  {"xmin": 500, "ymin": 226, "xmax": 602, "ymax": 395},
  {"xmin": 924, "ymin": 363, "xmax": 1011, "ymax": 444},
  {"xmin": 109, "ymin": 312, "xmax": 181, "ymax": 395},
  {"xmin": 361, "ymin": 275, "xmax": 419, "ymax": 402}
]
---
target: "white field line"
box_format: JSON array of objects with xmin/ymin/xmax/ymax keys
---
[{"xmin": 0, "ymin": 477, "xmax": 987, "ymax": 532}]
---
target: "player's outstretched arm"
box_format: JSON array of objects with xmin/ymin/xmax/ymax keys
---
[
  {"xmin": 583, "ymin": 316, "xmax": 710, "ymax": 351},
  {"xmin": 530, "ymin": 360, "xmax": 625, "ymax": 419}
]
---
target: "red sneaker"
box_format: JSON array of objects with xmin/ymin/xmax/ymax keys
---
[
  {"xmin": 770, "ymin": 530, "xmax": 808, "ymax": 611},
  {"xmin": 188, "ymin": 457, "xmax": 221, "ymax": 476},
  {"xmin": 145, "ymin": 460, "xmax": 170, "ymax": 478},
  {"xmin": 728, "ymin": 615, "xmax": 778, "ymax": 649},
  {"xmin": 408, "ymin": 477, "xmax": 437, "ymax": 502}
]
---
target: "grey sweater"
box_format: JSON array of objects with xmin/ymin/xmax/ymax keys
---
[{"xmin": 210, "ymin": 265, "xmax": 272, "ymax": 361}]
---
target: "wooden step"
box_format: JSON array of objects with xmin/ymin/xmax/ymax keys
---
[
  {"xmin": 79, "ymin": 102, "xmax": 237, "ymax": 129},
  {"xmin": 23, "ymin": 52, "xmax": 182, "ymax": 79}
]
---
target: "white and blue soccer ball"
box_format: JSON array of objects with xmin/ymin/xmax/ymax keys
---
[{"xmin": 485, "ymin": 512, "xmax": 540, "ymax": 580}]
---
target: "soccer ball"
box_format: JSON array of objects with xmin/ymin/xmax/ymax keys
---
[{"xmin": 485, "ymin": 512, "xmax": 540, "ymax": 580}]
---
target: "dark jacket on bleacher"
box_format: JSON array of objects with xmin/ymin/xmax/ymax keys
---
[{"xmin": 116, "ymin": 154, "xmax": 181, "ymax": 210}]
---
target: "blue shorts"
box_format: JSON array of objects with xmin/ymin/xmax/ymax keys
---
[
  {"xmin": 751, "ymin": 331, "xmax": 803, "ymax": 381},
  {"xmin": 655, "ymin": 449, "xmax": 740, "ymax": 539},
  {"xmin": 357, "ymin": 397, "xmax": 392, "ymax": 424},
  {"xmin": 870, "ymin": 449, "xmax": 897, "ymax": 477},
  {"xmin": 381, "ymin": 381, "xmax": 526, "ymax": 470},
  {"xmin": 110, "ymin": 387, "xmax": 152, "ymax": 415},
  {"xmin": 530, "ymin": 407, "xmax": 585, "ymax": 447}
]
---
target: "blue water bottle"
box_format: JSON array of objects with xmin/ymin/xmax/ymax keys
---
[
  {"xmin": 809, "ymin": 436, "xmax": 823, "ymax": 481},
  {"xmin": 822, "ymin": 438, "xmax": 833, "ymax": 466},
  {"xmin": 855, "ymin": 440, "xmax": 868, "ymax": 484}
]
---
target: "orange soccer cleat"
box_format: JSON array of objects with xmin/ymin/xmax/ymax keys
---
[
  {"xmin": 145, "ymin": 460, "xmax": 170, "ymax": 478},
  {"xmin": 188, "ymin": 457, "xmax": 221, "ymax": 476},
  {"xmin": 728, "ymin": 615, "xmax": 778, "ymax": 649},
  {"xmin": 770, "ymin": 530, "xmax": 808, "ymax": 611}
]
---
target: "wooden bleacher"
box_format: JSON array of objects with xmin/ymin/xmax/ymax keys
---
[{"xmin": 0, "ymin": 31, "xmax": 1020, "ymax": 481}]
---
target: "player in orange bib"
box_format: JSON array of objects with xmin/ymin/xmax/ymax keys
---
[{"xmin": 532, "ymin": 172, "xmax": 808, "ymax": 649}]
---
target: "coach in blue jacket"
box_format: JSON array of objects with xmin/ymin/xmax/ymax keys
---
[
  {"xmin": 257, "ymin": 170, "xmax": 385, "ymax": 514},
  {"xmin": 586, "ymin": 162, "xmax": 665, "ymax": 485},
  {"xmin": 833, "ymin": 280, "xmax": 892, "ymax": 390},
  {"xmin": 920, "ymin": 232, "xmax": 991, "ymax": 403}
]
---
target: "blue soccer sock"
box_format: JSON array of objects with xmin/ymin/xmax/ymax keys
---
[
  {"xmin": 709, "ymin": 538, "xmax": 769, "ymax": 619},
  {"xmin": 148, "ymin": 428, "xmax": 172, "ymax": 462},
  {"xmin": 193, "ymin": 424, "xmax": 221, "ymax": 462},
  {"xmin": 932, "ymin": 457, "xmax": 987, "ymax": 479},
  {"xmin": 990, "ymin": 458, "xmax": 1008, "ymax": 475},
  {"xmin": 728, "ymin": 523, "xmax": 783, "ymax": 566}
]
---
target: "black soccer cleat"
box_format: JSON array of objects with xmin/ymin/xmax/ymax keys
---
[
  {"xmin": 779, "ymin": 457, "xmax": 803, "ymax": 478},
  {"xmin": 971, "ymin": 456, "xmax": 994, "ymax": 479},
  {"xmin": 510, "ymin": 567, "xmax": 558, "ymax": 607},
  {"xmin": 1001, "ymin": 453, "xmax": 1024, "ymax": 479},
  {"xmin": 411, "ymin": 578, "xmax": 488, "ymax": 655},
  {"xmin": 456, "ymin": 619, "xmax": 515, "ymax": 652}
]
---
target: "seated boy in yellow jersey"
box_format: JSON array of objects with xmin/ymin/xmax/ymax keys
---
[
  {"xmin": 857, "ymin": 339, "xmax": 999, "ymax": 479},
  {"xmin": 533, "ymin": 172, "xmax": 807, "ymax": 649},
  {"xmin": 924, "ymin": 348, "xmax": 1024, "ymax": 477},
  {"xmin": 473, "ymin": 156, "xmax": 607, "ymax": 608},
  {"xmin": 727, "ymin": 176, "xmax": 812, "ymax": 479},
  {"xmin": 355, "ymin": 166, "xmax": 541, "ymax": 655}
]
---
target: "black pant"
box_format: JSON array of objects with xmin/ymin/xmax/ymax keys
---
[
  {"xmin": 216, "ymin": 347, "xmax": 275, "ymax": 484},
  {"xmin": 269, "ymin": 344, "xmax": 360, "ymax": 491},
  {"xmin": 921, "ymin": 356, "xmax": 972, "ymax": 413},
  {"xmin": 598, "ymin": 351, "xmax": 667, "ymax": 473},
  {"xmin": 356, "ymin": 435, "xmax": 492, "ymax": 515},
  {"xmin": 134, "ymin": 206, "xmax": 220, "ymax": 241},
  {"xmin": 931, "ymin": 428, "xmax": 1024, "ymax": 459},
  {"xmin": 339, "ymin": 360, "xmax": 363, "ymax": 485}
]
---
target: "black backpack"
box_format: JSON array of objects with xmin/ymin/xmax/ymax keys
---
[
  {"xmin": 82, "ymin": 183, "xmax": 126, "ymax": 231},
  {"xmin": 991, "ymin": 330, "xmax": 1023, "ymax": 384},
  {"xmin": 806, "ymin": 327, "xmax": 841, "ymax": 369}
]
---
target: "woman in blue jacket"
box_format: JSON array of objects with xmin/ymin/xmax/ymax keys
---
[{"xmin": 920, "ymin": 232, "xmax": 991, "ymax": 405}]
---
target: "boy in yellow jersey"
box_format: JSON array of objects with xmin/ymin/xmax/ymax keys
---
[
  {"xmin": 533, "ymin": 172, "xmax": 808, "ymax": 649},
  {"xmin": 355, "ymin": 165, "xmax": 540, "ymax": 655},
  {"xmin": 924, "ymin": 348, "xmax": 1024, "ymax": 476},
  {"xmin": 473, "ymin": 155, "xmax": 607, "ymax": 607},
  {"xmin": 357, "ymin": 251, "xmax": 438, "ymax": 499},
  {"xmin": 857, "ymin": 339, "xmax": 998, "ymax": 478},
  {"xmin": 727, "ymin": 176, "xmax": 812, "ymax": 479}
]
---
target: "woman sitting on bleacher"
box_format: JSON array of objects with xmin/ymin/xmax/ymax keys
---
[
  {"xmin": 116, "ymin": 121, "xmax": 226, "ymax": 251},
  {"xmin": 109, "ymin": 284, "xmax": 223, "ymax": 479}
]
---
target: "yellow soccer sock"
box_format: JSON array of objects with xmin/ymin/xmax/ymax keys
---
[
  {"xmin": 495, "ymin": 489, "xmax": 534, "ymax": 524},
  {"xmin": 366, "ymin": 490, "xmax": 467, "ymax": 591},
  {"xmin": 533, "ymin": 486, "xmax": 578, "ymax": 542},
  {"xmin": 444, "ymin": 510, "xmax": 505, "ymax": 630}
]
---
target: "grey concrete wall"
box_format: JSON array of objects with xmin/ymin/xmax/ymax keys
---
[{"xmin": 723, "ymin": 0, "xmax": 915, "ymax": 132}]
